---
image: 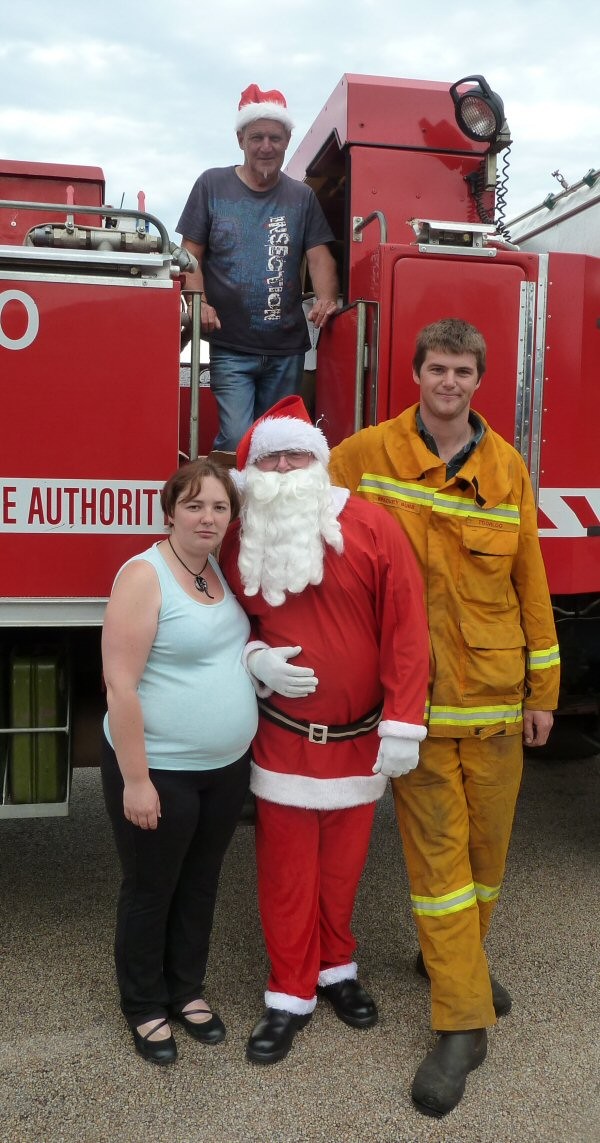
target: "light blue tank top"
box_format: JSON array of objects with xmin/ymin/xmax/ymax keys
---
[{"xmin": 104, "ymin": 542, "xmax": 258, "ymax": 770}]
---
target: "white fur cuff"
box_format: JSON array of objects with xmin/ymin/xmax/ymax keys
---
[
  {"xmin": 317, "ymin": 962, "xmax": 357, "ymax": 987},
  {"xmin": 378, "ymin": 719, "xmax": 427, "ymax": 742},
  {"xmin": 265, "ymin": 990, "xmax": 316, "ymax": 1015},
  {"xmin": 243, "ymin": 641, "xmax": 273, "ymax": 697}
]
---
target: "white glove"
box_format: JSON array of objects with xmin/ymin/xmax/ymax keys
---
[
  {"xmin": 372, "ymin": 736, "xmax": 419, "ymax": 777},
  {"xmin": 248, "ymin": 646, "xmax": 318, "ymax": 698}
]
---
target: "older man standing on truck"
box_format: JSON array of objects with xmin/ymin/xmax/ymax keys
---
[
  {"xmin": 329, "ymin": 317, "xmax": 560, "ymax": 1118},
  {"xmin": 177, "ymin": 83, "xmax": 338, "ymax": 452}
]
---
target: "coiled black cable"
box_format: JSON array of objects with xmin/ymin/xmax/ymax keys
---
[{"xmin": 466, "ymin": 147, "xmax": 512, "ymax": 240}]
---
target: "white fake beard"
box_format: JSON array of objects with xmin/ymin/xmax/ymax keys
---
[{"xmin": 238, "ymin": 464, "xmax": 344, "ymax": 606}]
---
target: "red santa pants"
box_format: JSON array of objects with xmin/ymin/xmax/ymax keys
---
[{"xmin": 255, "ymin": 798, "xmax": 376, "ymax": 1005}]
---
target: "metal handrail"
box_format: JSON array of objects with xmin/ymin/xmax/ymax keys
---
[
  {"xmin": 354, "ymin": 302, "xmax": 367, "ymax": 432},
  {"xmin": 352, "ymin": 211, "xmax": 388, "ymax": 244},
  {"xmin": 188, "ymin": 292, "xmax": 203, "ymax": 460},
  {"xmin": 0, "ymin": 199, "xmax": 171, "ymax": 252}
]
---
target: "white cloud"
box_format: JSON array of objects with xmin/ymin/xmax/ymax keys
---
[
  {"xmin": 27, "ymin": 40, "xmax": 134, "ymax": 73},
  {"xmin": 1, "ymin": 0, "xmax": 598, "ymax": 233}
]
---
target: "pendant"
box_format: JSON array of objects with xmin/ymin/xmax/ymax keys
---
[{"xmin": 194, "ymin": 574, "xmax": 214, "ymax": 598}]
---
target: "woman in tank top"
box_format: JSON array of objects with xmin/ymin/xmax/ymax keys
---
[{"xmin": 101, "ymin": 459, "xmax": 258, "ymax": 1065}]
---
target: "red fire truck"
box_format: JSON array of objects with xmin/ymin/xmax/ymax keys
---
[
  {"xmin": 1, "ymin": 72, "xmax": 598, "ymax": 819},
  {"xmin": 0, "ymin": 160, "xmax": 214, "ymax": 817},
  {"xmin": 287, "ymin": 73, "xmax": 600, "ymax": 762}
]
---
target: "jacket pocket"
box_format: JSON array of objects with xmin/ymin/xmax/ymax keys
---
[
  {"xmin": 460, "ymin": 620, "xmax": 526, "ymax": 699},
  {"xmin": 458, "ymin": 523, "xmax": 518, "ymax": 606}
]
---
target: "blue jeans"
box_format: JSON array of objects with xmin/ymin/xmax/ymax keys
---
[{"xmin": 209, "ymin": 345, "xmax": 305, "ymax": 451}]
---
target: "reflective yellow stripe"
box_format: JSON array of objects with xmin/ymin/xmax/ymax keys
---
[
  {"xmin": 358, "ymin": 475, "xmax": 433, "ymax": 507},
  {"xmin": 432, "ymin": 494, "xmax": 520, "ymax": 525},
  {"xmin": 474, "ymin": 881, "xmax": 501, "ymax": 902},
  {"xmin": 527, "ymin": 645, "xmax": 560, "ymax": 671},
  {"xmin": 411, "ymin": 882, "xmax": 477, "ymax": 917},
  {"xmin": 427, "ymin": 703, "xmax": 523, "ymax": 727},
  {"xmin": 358, "ymin": 474, "xmax": 520, "ymax": 526}
]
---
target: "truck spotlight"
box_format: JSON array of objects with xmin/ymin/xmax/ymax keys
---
[{"xmin": 449, "ymin": 74, "xmax": 508, "ymax": 149}]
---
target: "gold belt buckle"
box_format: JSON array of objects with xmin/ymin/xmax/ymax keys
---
[{"xmin": 308, "ymin": 722, "xmax": 328, "ymax": 744}]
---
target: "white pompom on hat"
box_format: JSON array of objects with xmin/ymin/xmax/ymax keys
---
[
  {"xmin": 236, "ymin": 395, "xmax": 330, "ymax": 470},
  {"xmin": 236, "ymin": 83, "xmax": 294, "ymax": 134}
]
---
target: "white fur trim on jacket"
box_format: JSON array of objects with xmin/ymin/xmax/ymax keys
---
[
  {"xmin": 317, "ymin": 962, "xmax": 357, "ymax": 987},
  {"xmin": 330, "ymin": 485, "xmax": 350, "ymax": 514},
  {"xmin": 248, "ymin": 416, "xmax": 330, "ymax": 468},
  {"xmin": 265, "ymin": 990, "xmax": 316, "ymax": 1015},
  {"xmin": 229, "ymin": 467, "xmax": 246, "ymax": 492},
  {"xmin": 250, "ymin": 762, "xmax": 387, "ymax": 809},
  {"xmin": 378, "ymin": 719, "xmax": 427, "ymax": 742},
  {"xmin": 242, "ymin": 640, "xmax": 273, "ymax": 697}
]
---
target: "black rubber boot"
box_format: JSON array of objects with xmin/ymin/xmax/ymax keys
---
[{"xmin": 411, "ymin": 1029, "xmax": 487, "ymax": 1117}]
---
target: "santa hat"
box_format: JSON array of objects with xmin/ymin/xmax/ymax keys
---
[
  {"xmin": 236, "ymin": 395, "xmax": 330, "ymax": 470},
  {"xmin": 236, "ymin": 83, "xmax": 294, "ymax": 134}
]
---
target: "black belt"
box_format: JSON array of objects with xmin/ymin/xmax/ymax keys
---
[{"xmin": 257, "ymin": 698, "xmax": 383, "ymax": 745}]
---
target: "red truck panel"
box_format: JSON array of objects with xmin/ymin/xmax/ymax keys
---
[
  {"xmin": 0, "ymin": 274, "xmax": 181, "ymax": 598},
  {"xmin": 287, "ymin": 74, "xmax": 488, "ymax": 183},
  {"xmin": 0, "ymin": 160, "xmax": 104, "ymax": 244},
  {"xmin": 535, "ymin": 253, "xmax": 600, "ymax": 593},
  {"xmin": 385, "ymin": 249, "xmax": 532, "ymax": 443},
  {"xmin": 347, "ymin": 147, "xmax": 490, "ymax": 285}
]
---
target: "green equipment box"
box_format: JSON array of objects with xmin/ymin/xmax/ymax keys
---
[
  {"xmin": 0, "ymin": 655, "xmax": 5, "ymax": 797},
  {"xmin": 6, "ymin": 650, "xmax": 70, "ymax": 807}
]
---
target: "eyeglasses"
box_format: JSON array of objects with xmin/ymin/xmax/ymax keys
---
[{"xmin": 255, "ymin": 450, "xmax": 313, "ymax": 470}]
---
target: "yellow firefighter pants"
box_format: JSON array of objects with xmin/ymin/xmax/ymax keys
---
[{"xmin": 392, "ymin": 731, "xmax": 523, "ymax": 1031}]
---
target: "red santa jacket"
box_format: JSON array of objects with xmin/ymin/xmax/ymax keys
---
[{"xmin": 220, "ymin": 494, "xmax": 429, "ymax": 809}]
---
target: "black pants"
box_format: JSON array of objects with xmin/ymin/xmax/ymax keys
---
[{"xmin": 101, "ymin": 735, "xmax": 250, "ymax": 1025}]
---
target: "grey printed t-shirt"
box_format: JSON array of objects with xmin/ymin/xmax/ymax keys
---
[{"xmin": 177, "ymin": 166, "xmax": 334, "ymax": 355}]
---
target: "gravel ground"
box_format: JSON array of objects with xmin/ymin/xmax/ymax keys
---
[{"xmin": 1, "ymin": 751, "xmax": 598, "ymax": 1143}]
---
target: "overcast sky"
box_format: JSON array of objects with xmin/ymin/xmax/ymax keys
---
[{"xmin": 2, "ymin": 0, "xmax": 598, "ymax": 241}]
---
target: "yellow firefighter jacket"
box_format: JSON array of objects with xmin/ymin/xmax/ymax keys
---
[{"xmin": 329, "ymin": 405, "xmax": 560, "ymax": 737}]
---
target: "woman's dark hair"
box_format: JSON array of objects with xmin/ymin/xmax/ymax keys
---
[{"xmin": 160, "ymin": 459, "xmax": 241, "ymax": 521}]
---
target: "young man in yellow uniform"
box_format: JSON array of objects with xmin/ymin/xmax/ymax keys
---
[{"xmin": 329, "ymin": 317, "xmax": 560, "ymax": 1118}]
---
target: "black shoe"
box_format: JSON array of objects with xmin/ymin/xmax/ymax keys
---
[
  {"xmin": 132, "ymin": 1018, "xmax": 177, "ymax": 1066},
  {"xmin": 412, "ymin": 1029, "xmax": 487, "ymax": 1117},
  {"xmin": 170, "ymin": 1005, "xmax": 226, "ymax": 1044},
  {"xmin": 415, "ymin": 950, "xmax": 512, "ymax": 1017},
  {"xmin": 317, "ymin": 979, "xmax": 378, "ymax": 1028},
  {"xmin": 246, "ymin": 1008, "xmax": 312, "ymax": 1065}
]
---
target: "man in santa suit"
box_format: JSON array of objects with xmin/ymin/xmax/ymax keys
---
[{"xmin": 219, "ymin": 395, "xmax": 429, "ymax": 1064}]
